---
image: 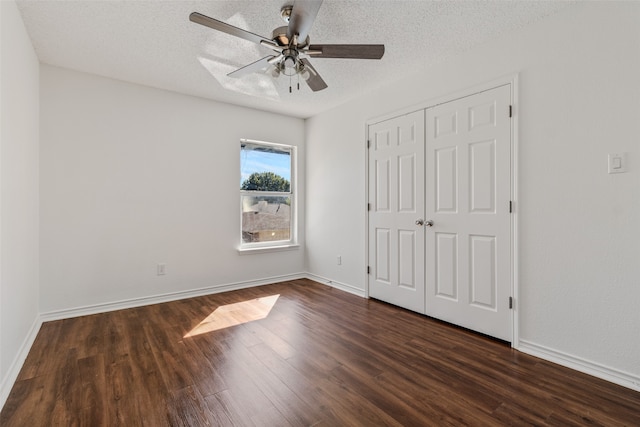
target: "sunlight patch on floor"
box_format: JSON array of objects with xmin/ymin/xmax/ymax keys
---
[{"xmin": 184, "ymin": 294, "xmax": 280, "ymax": 337}]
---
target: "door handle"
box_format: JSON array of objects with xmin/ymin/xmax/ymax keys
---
[
  {"xmin": 425, "ymin": 220, "xmax": 434, "ymax": 227},
  {"xmin": 415, "ymin": 219, "xmax": 424, "ymax": 226},
  {"xmin": 416, "ymin": 219, "xmax": 434, "ymax": 227}
]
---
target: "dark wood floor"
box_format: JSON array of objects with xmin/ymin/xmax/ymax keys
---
[{"xmin": 2, "ymin": 279, "xmax": 639, "ymax": 426}]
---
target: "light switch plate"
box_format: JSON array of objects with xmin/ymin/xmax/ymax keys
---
[{"xmin": 608, "ymin": 152, "xmax": 627, "ymax": 174}]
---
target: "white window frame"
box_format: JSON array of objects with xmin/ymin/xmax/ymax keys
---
[{"xmin": 238, "ymin": 139, "xmax": 298, "ymax": 253}]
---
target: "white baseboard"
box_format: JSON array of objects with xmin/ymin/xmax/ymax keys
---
[
  {"xmin": 304, "ymin": 273, "xmax": 366, "ymax": 298},
  {"xmin": 517, "ymin": 339, "xmax": 640, "ymax": 392},
  {"xmin": 36, "ymin": 273, "xmax": 364, "ymax": 323},
  {"xmin": 40, "ymin": 272, "xmax": 307, "ymax": 322},
  {"xmin": 0, "ymin": 316, "xmax": 42, "ymax": 410}
]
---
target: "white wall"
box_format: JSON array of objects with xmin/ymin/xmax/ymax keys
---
[
  {"xmin": 306, "ymin": 1, "xmax": 640, "ymax": 383},
  {"xmin": 0, "ymin": 0, "xmax": 40, "ymax": 403},
  {"xmin": 40, "ymin": 65, "xmax": 305, "ymax": 314}
]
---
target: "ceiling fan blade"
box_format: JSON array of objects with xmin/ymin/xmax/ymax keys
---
[
  {"xmin": 189, "ymin": 12, "xmax": 272, "ymax": 46},
  {"xmin": 301, "ymin": 58, "xmax": 328, "ymax": 92},
  {"xmin": 306, "ymin": 44, "xmax": 385, "ymax": 59},
  {"xmin": 287, "ymin": 0, "xmax": 323, "ymax": 44},
  {"xmin": 228, "ymin": 56, "xmax": 276, "ymax": 78}
]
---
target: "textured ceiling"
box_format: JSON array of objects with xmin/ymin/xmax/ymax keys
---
[{"xmin": 16, "ymin": 0, "xmax": 572, "ymax": 119}]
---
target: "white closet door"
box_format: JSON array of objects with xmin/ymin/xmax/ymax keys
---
[
  {"xmin": 425, "ymin": 84, "xmax": 512, "ymax": 341},
  {"xmin": 368, "ymin": 110, "xmax": 426, "ymax": 313}
]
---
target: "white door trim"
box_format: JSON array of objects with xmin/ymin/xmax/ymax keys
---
[{"xmin": 365, "ymin": 73, "xmax": 519, "ymax": 347}]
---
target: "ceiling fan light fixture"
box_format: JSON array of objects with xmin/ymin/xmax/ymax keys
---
[
  {"xmin": 280, "ymin": 48, "xmax": 299, "ymax": 76},
  {"xmin": 284, "ymin": 56, "xmax": 296, "ymax": 69},
  {"xmin": 299, "ymin": 67, "xmax": 311, "ymax": 81}
]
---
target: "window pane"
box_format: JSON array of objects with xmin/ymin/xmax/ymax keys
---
[
  {"xmin": 240, "ymin": 143, "xmax": 291, "ymax": 192},
  {"xmin": 241, "ymin": 195, "xmax": 291, "ymax": 244}
]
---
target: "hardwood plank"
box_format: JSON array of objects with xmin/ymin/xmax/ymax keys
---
[
  {"xmin": 176, "ymin": 338, "xmax": 229, "ymax": 397},
  {"xmin": 200, "ymin": 391, "xmax": 239, "ymax": 427},
  {"xmin": 16, "ymin": 320, "xmax": 64, "ymax": 381},
  {"xmin": 245, "ymin": 342, "xmax": 347, "ymax": 426},
  {"xmin": 142, "ymin": 321, "xmax": 194, "ymax": 393},
  {"xmin": 77, "ymin": 354, "xmax": 108, "ymax": 426},
  {"xmin": 200, "ymin": 344, "xmax": 280, "ymax": 423},
  {"xmin": 2, "ymin": 279, "xmax": 639, "ymax": 426},
  {"xmin": 249, "ymin": 405, "xmax": 293, "ymax": 427},
  {"xmin": 167, "ymin": 385, "xmax": 217, "ymax": 427},
  {"xmin": 0, "ymin": 377, "xmax": 44, "ymax": 426},
  {"xmin": 104, "ymin": 353, "xmax": 140, "ymax": 426},
  {"xmin": 216, "ymin": 339, "xmax": 319, "ymax": 426}
]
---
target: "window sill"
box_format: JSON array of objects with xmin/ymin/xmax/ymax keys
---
[{"xmin": 237, "ymin": 244, "xmax": 300, "ymax": 255}]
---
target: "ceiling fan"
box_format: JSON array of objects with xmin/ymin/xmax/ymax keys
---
[{"xmin": 189, "ymin": 0, "xmax": 385, "ymax": 92}]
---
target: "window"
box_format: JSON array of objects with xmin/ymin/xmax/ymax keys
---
[{"xmin": 240, "ymin": 140, "xmax": 295, "ymax": 250}]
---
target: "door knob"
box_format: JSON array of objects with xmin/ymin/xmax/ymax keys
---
[
  {"xmin": 425, "ymin": 220, "xmax": 434, "ymax": 227},
  {"xmin": 415, "ymin": 219, "xmax": 424, "ymax": 226}
]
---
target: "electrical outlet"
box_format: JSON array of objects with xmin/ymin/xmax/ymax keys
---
[
  {"xmin": 337, "ymin": 256, "xmax": 342, "ymax": 265},
  {"xmin": 157, "ymin": 263, "xmax": 166, "ymax": 275}
]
